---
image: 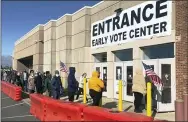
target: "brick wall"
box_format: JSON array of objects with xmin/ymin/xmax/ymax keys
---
[{"xmin": 175, "ymin": 1, "xmax": 188, "ymax": 100}]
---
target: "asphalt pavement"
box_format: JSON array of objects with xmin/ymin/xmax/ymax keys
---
[{"xmin": 1, "ymin": 92, "xmax": 39, "ymax": 121}]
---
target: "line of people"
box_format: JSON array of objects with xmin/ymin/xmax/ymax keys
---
[{"xmin": 2, "ymin": 67, "xmax": 105, "ymax": 107}]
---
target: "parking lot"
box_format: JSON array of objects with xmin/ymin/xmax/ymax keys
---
[{"xmin": 1, "ymin": 92, "xmax": 39, "ymax": 121}]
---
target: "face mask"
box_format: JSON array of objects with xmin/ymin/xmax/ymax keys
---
[{"xmin": 55, "ymin": 74, "xmax": 59, "ymax": 77}]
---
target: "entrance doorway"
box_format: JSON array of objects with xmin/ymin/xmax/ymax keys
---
[
  {"xmin": 114, "ymin": 61, "xmax": 134, "ymax": 102},
  {"xmin": 141, "ymin": 43, "xmax": 175, "ymax": 112},
  {"xmin": 94, "ymin": 63, "xmax": 108, "ymax": 96},
  {"xmin": 143, "ymin": 58, "xmax": 175, "ymax": 112},
  {"xmin": 113, "ymin": 48, "xmax": 134, "ymax": 102},
  {"xmin": 93, "ymin": 52, "xmax": 107, "ymax": 96}
]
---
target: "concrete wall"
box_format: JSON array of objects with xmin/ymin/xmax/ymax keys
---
[
  {"xmin": 43, "ymin": 20, "xmax": 56, "ymax": 75},
  {"xmin": 13, "ymin": 25, "xmax": 44, "ymax": 72},
  {"xmin": 56, "ymin": 15, "xmax": 72, "ymax": 87}
]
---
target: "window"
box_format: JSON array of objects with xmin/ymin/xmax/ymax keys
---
[
  {"xmin": 141, "ymin": 43, "xmax": 174, "ymax": 59},
  {"xmin": 103, "ymin": 67, "xmax": 107, "ymax": 92},
  {"xmin": 113, "ymin": 49, "xmax": 133, "ymax": 62},
  {"xmin": 116, "ymin": 66, "xmax": 122, "ymax": 80},
  {"xmin": 127, "ymin": 66, "xmax": 133, "ymax": 96},
  {"xmin": 161, "ymin": 64, "xmax": 171, "ymax": 103}
]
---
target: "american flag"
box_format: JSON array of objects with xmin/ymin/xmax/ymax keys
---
[
  {"xmin": 142, "ymin": 62, "xmax": 163, "ymax": 86},
  {"xmin": 60, "ymin": 61, "xmax": 69, "ymax": 74}
]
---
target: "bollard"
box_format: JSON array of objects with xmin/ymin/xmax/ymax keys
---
[
  {"xmin": 175, "ymin": 99, "xmax": 184, "ymax": 121},
  {"xmin": 147, "ymin": 82, "xmax": 152, "ymax": 117},
  {"xmin": 83, "ymin": 78, "xmax": 87, "ymax": 104},
  {"xmin": 118, "ymin": 80, "xmax": 123, "ymax": 111}
]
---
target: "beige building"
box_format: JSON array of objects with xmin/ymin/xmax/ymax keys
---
[{"xmin": 12, "ymin": 0, "xmax": 188, "ymax": 117}]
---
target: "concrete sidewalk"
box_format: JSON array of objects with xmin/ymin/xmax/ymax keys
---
[
  {"xmin": 60, "ymin": 95, "xmax": 175, "ymax": 121},
  {"xmin": 24, "ymin": 94, "xmax": 175, "ymax": 121}
]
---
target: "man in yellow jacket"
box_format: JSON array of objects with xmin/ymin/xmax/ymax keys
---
[{"xmin": 88, "ymin": 71, "xmax": 104, "ymax": 106}]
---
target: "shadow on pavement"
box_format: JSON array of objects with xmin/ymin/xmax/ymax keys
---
[
  {"xmin": 124, "ymin": 105, "xmax": 133, "ymax": 112},
  {"xmin": 21, "ymin": 91, "xmax": 30, "ymax": 99},
  {"xmin": 102, "ymin": 102, "xmax": 117, "ymax": 109}
]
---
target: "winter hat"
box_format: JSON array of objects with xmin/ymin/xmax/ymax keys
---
[{"xmin": 55, "ymin": 70, "xmax": 59, "ymax": 74}]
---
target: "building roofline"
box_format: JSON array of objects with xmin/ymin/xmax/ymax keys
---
[
  {"xmin": 43, "ymin": 20, "xmax": 57, "ymax": 27},
  {"xmin": 56, "ymin": 1, "xmax": 104, "ymax": 21},
  {"xmin": 14, "ymin": 24, "xmax": 43, "ymax": 46}
]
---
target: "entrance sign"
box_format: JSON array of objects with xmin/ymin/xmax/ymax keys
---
[{"xmin": 91, "ymin": 0, "xmax": 172, "ymax": 48}]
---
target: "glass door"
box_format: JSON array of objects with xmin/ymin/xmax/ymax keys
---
[
  {"xmin": 114, "ymin": 62, "xmax": 123, "ymax": 99},
  {"xmin": 94, "ymin": 63, "xmax": 102, "ymax": 79},
  {"xmin": 102, "ymin": 63, "xmax": 108, "ymax": 96},
  {"xmin": 142, "ymin": 60, "xmax": 158, "ymax": 76},
  {"xmin": 158, "ymin": 58, "xmax": 175, "ymax": 112},
  {"xmin": 123, "ymin": 61, "xmax": 134, "ymax": 102},
  {"xmin": 94, "ymin": 63, "xmax": 108, "ymax": 97}
]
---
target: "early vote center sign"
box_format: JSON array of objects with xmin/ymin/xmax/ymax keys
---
[{"xmin": 91, "ymin": 0, "xmax": 172, "ymax": 48}]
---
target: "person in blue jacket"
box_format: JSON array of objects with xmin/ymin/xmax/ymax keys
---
[
  {"xmin": 67, "ymin": 67, "xmax": 78, "ymax": 102},
  {"xmin": 51, "ymin": 70, "xmax": 63, "ymax": 99}
]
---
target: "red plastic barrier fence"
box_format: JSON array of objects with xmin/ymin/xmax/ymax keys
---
[
  {"xmin": 30, "ymin": 94, "xmax": 46, "ymax": 121},
  {"xmin": 8, "ymin": 83, "xmax": 22, "ymax": 101},
  {"xmin": 1, "ymin": 81, "xmax": 22, "ymax": 101},
  {"xmin": 1, "ymin": 81, "xmax": 5, "ymax": 92},
  {"xmin": 83, "ymin": 106, "xmax": 153, "ymax": 121},
  {"xmin": 1, "ymin": 81, "xmax": 9, "ymax": 95},
  {"xmin": 43, "ymin": 96, "xmax": 86, "ymax": 121}
]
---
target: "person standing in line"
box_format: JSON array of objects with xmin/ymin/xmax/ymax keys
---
[
  {"xmin": 28, "ymin": 70, "xmax": 35, "ymax": 94},
  {"xmin": 132, "ymin": 68, "xmax": 146, "ymax": 113},
  {"xmin": 88, "ymin": 71, "xmax": 104, "ymax": 106},
  {"xmin": 15, "ymin": 71, "xmax": 22, "ymax": 87},
  {"xmin": 34, "ymin": 72, "xmax": 43, "ymax": 94},
  {"xmin": 20, "ymin": 71, "xmax": 24, "ymax": 90},
  {"xmin": 1, "ymin": 70, "xmax": 3, "ymax": 81},
  {"xmin": 76, "ymin": 73, "xmax": 88, "ymax": 102},
  {"xmin": 51, "ymin": 70, "xmax": 63, "ymax": 99},
  {"xmin": 23, "ymin": 70, "xmax": 29, "ymax": 92},
  {"xmin": 144, "ymin": 76, "xmax": 158, "ymax": 112},
  {"xmin": 11, "ymin": 70, "xmax": 17, "ymax": 84},
  {"xmin": 67, "ymin": 67, "xmax": 78, "ymax": 102},
  {"xmin": 3, "ymin": 71, "xmax": 7, "ymax": 81},
  {"xmin": 43, "ymin": 71, "xmax": 52, "ymax": 97},
  {"xmin": 8, "ymin": 70, "xmax": 12, "ymax": 83}
]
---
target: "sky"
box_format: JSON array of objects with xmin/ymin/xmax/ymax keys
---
[{"xmin": 2, "ymin": 1, "xmax": 99, "ymax": 56}]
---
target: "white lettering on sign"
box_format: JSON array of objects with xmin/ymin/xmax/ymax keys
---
[{"xmin": 91, "ymin": 0, "xmax": 172, "ymax": 48}]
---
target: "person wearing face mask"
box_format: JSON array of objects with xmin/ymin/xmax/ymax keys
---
[
  {"xmin": 67, "ymin": 67, "xmax": 78, "ymax": 102},
  {"xmin": 43, "ymin": 71, "xmax": 52, "ymax": 97},
  {"xmin": 28, "ymin": 70, "xmax": 35, "ymax": 94},
  {"xmin": 51, "ymin": 70, "xmax": 63, "ymax": 99},
  {"xmin": 34, "ymin": 72, "xmax": 43, "ymax": 94},
  {"xmin": 23, "ymin": 70, "xmax": 29, "ymax": 92},
  {"xmin": 11, "ymin": 71, "xmax": 17, "ymax": 84},
  {"xmin": 16, "ymin": 72, "xmax": 22, "ymax": 87}
]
